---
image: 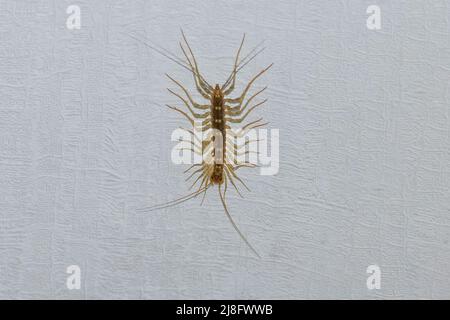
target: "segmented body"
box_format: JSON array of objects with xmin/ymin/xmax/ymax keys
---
[{"xmin": 210, "ymin": 85, "xmax": 225, "ymax": 185}]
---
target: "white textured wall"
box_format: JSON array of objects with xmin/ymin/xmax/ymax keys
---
[{"xmin": 0, "ymin": 0, "xmax": 450, "ymax": 299}]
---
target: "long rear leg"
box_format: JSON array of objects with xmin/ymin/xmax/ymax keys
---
[
  {"xmin": 137, "ymin": 166, "xmax": 212, "ymax": 213},
  {"xmin": 137, "ymin": 184, "xmax": 209, "ymax": 213},
  {"xmin": 218, "ymin": 184, "xmax": 260, "ymax": 258},
  {"xmin": 223, "ymin": 166, "xmax": 244, "ymax": 198}
]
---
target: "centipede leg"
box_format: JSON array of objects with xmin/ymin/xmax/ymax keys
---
[
  {"xmin": 226, "ymin": 138, "xmax": 262, "ymax": 149},
  {"xmin": 176, "ymin": 145, "xmax": 207, "ymax": 156},
  {"xmin": 225, "ymin": 164, "xmax": 251, "ymax": 192},
  {"xmin": 167, "ymin": 104, "xmax": 195, "ymax": 126},
  {"xmin": 179, "ymin": 127, "xmax": 213, "ymax": 149},
  {"xmin": 168, "ymin": 89, "xmax": 210, "ymax": 118},
  {"xmin": 184, "ymin": 164, "xmax": 202, "ymax": 173},
  {"xmin": 218, "ymin": 184, "xmax": 260, "ymax": 258},
  {"xmin": 224, "ymin": 63, "xmax": 273, "ymax": 105},
  {"xmin": 222, "ymin": 34, "xmax": 245, "ymax": 95},
  {"xmin": 178, "ymin": 139, "xmax": 202, "ymax": 150},
  {"xmin": 236, "ymin": 150, "xmax": 259, "ymax": 157},
  {"xmin": 200, "ymin": 177, "xmax": 210, "ymax": 205},
  {"xmin": 224, "ymin": 166, "xmax": 243, "ymax": 198},
  {"xmin": 189, "ymin": 171, "xmax": 206, "ymax": 190},
  {"xmin": 179, "ymin": 42, "xmax": 212, "ymax": 98},
  {"xmin": 180, "ymin": 30, "xmax": 213, "ymax": 94},
  {"xmin": 222, "ymin": 39, "xmax": 266, "ymax": 90},
  {"xmin": 225, "ymin": 139, "xmax": 259, "ymax": 165},
  {"xmin": 234, "ymin": 163, "xmax": 258, "ymax": 170},
  {"xmin": 225, "ymin": 100, "xmax": 267, "ymax": 124},
  {"xmin": 227, "ymin": 118, "xmax": 268, "ymax": 138},
  {"xmin": 185, "ymin": 167, "xmax": 204, "ymax": 181},
  {"xmin": 225, "ymin": 87, "xmax": 267, "ymax": 114},
  {"xmin": 166, "ymin": 74, "xmax": 210, "ymax": 108},
  {"xmin": 197, "ymin": 165, "xmax": 214, "ymax": 191},
  {"xmin": 223, "ymin": 172, "xmax": 229, "ymax": 202}
]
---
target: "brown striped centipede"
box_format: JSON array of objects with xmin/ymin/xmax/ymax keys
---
[{"xmin": 139, "ymin": 30, "xmax": 272, "ymax": 258}]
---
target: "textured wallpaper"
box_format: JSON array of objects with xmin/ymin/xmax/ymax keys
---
[{"xmin": 0, "ymin": 0, "xmax": 449, "ymax": 299}]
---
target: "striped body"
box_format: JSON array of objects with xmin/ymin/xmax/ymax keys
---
[{"xmin": 210, "ymin": 84, "xmax": 225, "ymax": 184}]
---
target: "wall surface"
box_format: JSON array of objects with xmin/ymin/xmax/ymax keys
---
[{"xmin": 0, "ymin": 0, "xmax": 449, "ymax": 299}]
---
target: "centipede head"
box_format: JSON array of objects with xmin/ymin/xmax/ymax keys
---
[{"xmin": 212, "ymin": 84, "xmax": 224, "ymax": 105}]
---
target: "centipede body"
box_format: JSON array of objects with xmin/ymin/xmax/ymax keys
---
[{"xmin": 143, "ymin": 30, "xmax": 272, "ymax": 258}]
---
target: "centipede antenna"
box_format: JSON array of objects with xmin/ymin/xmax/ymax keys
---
[
  {"xmin": 222, "ymin": 33, "xmax": 246, "ymax": 91},
  {"xmin": 223, "ymin": 42, "xmax": 266, "ymax": 89},
  {"xmin": 129, "ymin": 32, "xmax": 265, "ymax": 87},
  {"xmin": 128, "ymin": 33, "xmax": 193, "ymax": 74},
  {"xmin": 236, "ymin": 47, "xmax": 266, "ymax": 74},
  {"xmin": 238, "ymin": 39, "xmax": 265, "ymax": 68}
]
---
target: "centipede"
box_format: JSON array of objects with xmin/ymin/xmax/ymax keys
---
[{"xmin": 138, "ymin": 30, "xmax": 272, "ymax": 258}]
